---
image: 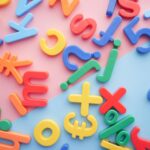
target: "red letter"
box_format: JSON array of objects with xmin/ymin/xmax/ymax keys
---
[
  {"xmin": 70, "ymin": 14, "xmax": 97, "ymax": 40},
  {"xmin": 118, "ymin": 0, "xmax": 140, "ymax": 19},
  {"xmin": 131, "ymin": 126, "xmax": 150, "ymax": 150},
  {"xmin": 22, "ymin": 71, "xmax": 49, "ymax": 107}
]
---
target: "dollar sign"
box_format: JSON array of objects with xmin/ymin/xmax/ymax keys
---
[{"xmin": 64, "ymin": 112, "xmax": 98, "ymax": 140}]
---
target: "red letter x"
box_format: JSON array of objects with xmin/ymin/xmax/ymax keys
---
[{"xmin": 99, "ymin": 87, "xmax": 126, "ymax": 114}]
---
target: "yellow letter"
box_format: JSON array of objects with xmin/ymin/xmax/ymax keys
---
[
  {"xmin": 40, "ymin": 29, "xmax": 66, "ymax": 56},
  {"xmin": 0, "ymin": 0, "xmax": 11, "ymax": 7},
  {"xmin": 34, "ymin": 119, "xmax": 60, "ymax": 147},
  {"xmin": 100, "ymin": 140, "xmax": 132, "ymax": 150},
  {"xmin": 49, "ymin": 0, "xmax": 79, "ymax": 17}
]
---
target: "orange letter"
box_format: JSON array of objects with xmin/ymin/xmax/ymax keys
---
[
  {"xmin": 49, "ymin": 0, "xmax": 79, "ymax": 17},
  {"xmin": 9, "ymin": 93, "xmax": 28, "ymax": 116},
  {"xmin": 0, "ymin": 130, "xmax": 31, "ymax": 150}
]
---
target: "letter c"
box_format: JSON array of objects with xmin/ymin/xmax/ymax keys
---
[{"xmin": 40, "ymin": 29, "xmax": 67, "ymax": 56}]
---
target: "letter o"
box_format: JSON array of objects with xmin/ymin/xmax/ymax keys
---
[{"xmin": 34, "ymin": 119, "xmax": 60, "ymax": 147}]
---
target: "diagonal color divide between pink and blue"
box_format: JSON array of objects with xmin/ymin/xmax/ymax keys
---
[
  {"xmin": 12, "ymin": 42, "xmax": 150, "ymax": 149},
  {"xmin": 0, "ymin": 0, "xmax": 149, "ymax": 121},
  {"xmin": 0, "ymin": 0, "xmax": 150, "ymax": 149}
]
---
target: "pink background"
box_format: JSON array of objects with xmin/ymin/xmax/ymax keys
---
[{"xmin": 0, "ymin": 0, "xmax": 149, "ymax": 121}]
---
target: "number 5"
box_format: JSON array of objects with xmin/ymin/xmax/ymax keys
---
[{"xmin": 124, "ymin": 17, "xmax": 150, "ymax": 54}]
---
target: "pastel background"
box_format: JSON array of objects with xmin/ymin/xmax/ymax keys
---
[
  {"xmin": 0, "ymin": 0, "xmax": 149, "ymax": 120},
  {"xmin": 0, "ymin": 0, "xmax": 150, "ymax": 150},
  {"xmin": 12, "ymin": 43, "xmax": 150, "ymax": 150},
  {"xmin": 0, "ymin": 1, "xmax": 150, "ymax": 149}
]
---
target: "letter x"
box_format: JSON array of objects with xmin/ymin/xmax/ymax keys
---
[{"xmin": 99, "ymin": 87, "xmax": 126, "ymax": 114}]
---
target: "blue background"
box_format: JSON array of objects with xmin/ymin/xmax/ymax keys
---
[{"xmin": 11, "ymin": 42, "xmax": 150, "ymax": 150}]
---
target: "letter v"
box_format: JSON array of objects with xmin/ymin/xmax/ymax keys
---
[{"xmin": 49, "ymin": 0, "xmax": 79, "ymax": 17}]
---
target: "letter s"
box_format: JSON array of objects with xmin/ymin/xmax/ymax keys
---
[
  {"xmin": 118, "ymin": 0, "xmax": 140, "ymax": 19},
  {"xmin": 70, "ymin": 14, "xmax": 97, "ymax": 40}
]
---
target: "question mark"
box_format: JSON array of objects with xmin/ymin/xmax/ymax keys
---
[
  {"xmin": 60, "ymin": 59, "xmax": 101, "ymax": 90},
  {"xmin": 63, "ymin": 45, "xmax": 101, "ymax": 71}
]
